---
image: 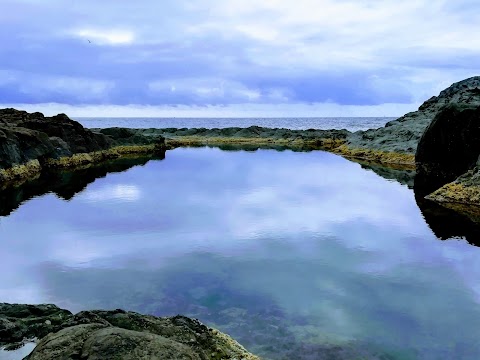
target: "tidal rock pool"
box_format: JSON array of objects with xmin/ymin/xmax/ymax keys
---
[{"xmin": 1, "ymin": 148, "xmax": 480, "ymax": 359}]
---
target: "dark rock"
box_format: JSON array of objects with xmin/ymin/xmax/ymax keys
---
[
  {"xmin": 98, "ymin": 127, "xmax": 166, "ymax": 146},
  {"xmin": 415, "ymin": 104, "xmax": 480, "ymax": 191},
  {"xmin": 48, "ymin": 136, "xmax": 72, "ymax": 157},
  {"xmin": 0, "ymin": 109, "xmax": 114, "ymax": 169},
  {"xmin": 0, "ymin": 109, "xmax": 167, "ymax": 185},
  {"xmin": 0, "ymin": 303, "xmax": 72, "ymax": 346},
  {"xmin": 0, "ymin": 108, "xmax": 31, "ymax": 126},
  {"xmin": 0, "ymin": 304, "xmax": 258, "ymax": 359},
  {"xmin": 26, "ymin": 324, "xmax": 200, "ymax": 360},
  {"xmin": 99, "ymin": 127, "xmax": 136, "ymax": 139},
  {"xmin": 19, "ymin": 113, "xmax": 112, "ymax": 154},
  {"xmin": 0, "ymin": 126, "xmax": 54, "ymax": 168},
  {"xmin": 26, "ymin": 323, "xmax": 110, "ymax": 360}
]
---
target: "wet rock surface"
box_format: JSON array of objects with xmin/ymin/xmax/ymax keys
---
[{"xmin": 0, "ymin": 304, "xmax": 258, "ymax": 360}]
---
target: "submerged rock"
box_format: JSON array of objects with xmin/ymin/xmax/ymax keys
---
[{"xmin": 0, "ymin": 304, "xmax": 258, "ymax": 360}]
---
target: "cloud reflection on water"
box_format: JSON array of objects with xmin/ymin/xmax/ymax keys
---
[{"xmin": 1, "ymin": 148, "xmax": 480, "ymax": 359}]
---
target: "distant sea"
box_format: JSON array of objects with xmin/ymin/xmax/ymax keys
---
[{"xmin": 75, "ymin": 117, "xmax": 395, "ymax": 132}]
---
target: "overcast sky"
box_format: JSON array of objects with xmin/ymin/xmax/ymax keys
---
[{"xmin": 1, "ymin": 0, "xmax": 479, "ymax": 117}]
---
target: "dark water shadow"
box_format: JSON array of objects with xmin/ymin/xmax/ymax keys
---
[
  {"xmin": 356, "ymin": 161, "xmax": 480, "ymax": 244},
  {"xmin": 0, "ymin": 151, "xmax": 165, "ymax": 217},
  {"xmin": 359, "ymin": 162, "xmax": 416, "ymax": 189},
  {"xmin": 414, "ymin": 183, "xmax": 480, "ymax": 245}
]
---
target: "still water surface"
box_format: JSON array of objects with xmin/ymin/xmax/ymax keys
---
[{"xmin": 1, "ymin": 148, "xmax": 480, "ymax": 359}]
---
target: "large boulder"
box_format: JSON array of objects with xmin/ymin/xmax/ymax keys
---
[
  {"xmin": 27, "ymin": 324, "xmax": 201, "ymax": 360},
  {"xmin": 0, "ymin": 305, "xmax": 258, "ymax": 360},
  {"xmin": 415, "ymin": 104, "xmax": 480, "ymax": 191}
]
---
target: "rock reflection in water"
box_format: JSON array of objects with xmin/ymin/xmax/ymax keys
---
[
  {"xmin": 414, "ymin": 182, "xmax": 480, "ymax": 244},
  {"xmin": 345, "ymin": 160, "xmax": 480, "ymax": 244},
  {"xmin": 0, "ymin": 151, "xmax": 165, "ymax": 217},
  {"xmin": 3, "ymin": 148, "xmax": 480, "ymax": 359}
]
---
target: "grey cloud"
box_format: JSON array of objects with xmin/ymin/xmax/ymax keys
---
[{"xmin": 0, "ymin": 0, "xmax": 479, "ymax": 108}]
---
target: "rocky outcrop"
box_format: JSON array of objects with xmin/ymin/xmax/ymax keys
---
[
  {"xmin": 424, "ymin": 168, "xmax": 480, "ymax": 206},
  {"xmin": 416, "ymin": 104, "xmax": 480, "ymax": 188},
  {"xmin": 0, "ymin": 109, "xmax": 166, "ymax": 187},
  {"xmin": 0, "ymin": 304, "xmax": 258, "ymax": 360},
  {"xmin": 0, "ymin": 126, "xmax": 54, "ymax": 169},
  {"xmin": 414, "ymin": 104, "xmax": 480, "ymax": 206},
  {"xmin": 0, "ymin": 303, "xmax": 71, "ymax": 347},
  {"xmin": 347, "ymin": 76, "xmax": 480, "ymax": 156},
  {"xmin": 0, "ymin": 109, "xmax": 112, "ymax": 163}
]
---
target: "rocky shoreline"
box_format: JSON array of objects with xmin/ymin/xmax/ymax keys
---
[
  {"xmin": 3, "ymin": 78, "xmax": 480, "ymax": 358},
  {"xmin": 2, "ymin": 77, "xmax": 480, "ymax": 211},
  {"xmin": 92, "ymin": 126, "xmax": 417, "ymax": 168},
  {"xmin": 0, "ymin": 303, "xmax": 258, "ymax": 359},
  {"xmin": 0, "ymin": 109, "xmax": 167, "ymax": 188}
]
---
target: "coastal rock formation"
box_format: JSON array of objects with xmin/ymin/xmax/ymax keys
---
[
  {"xmin": 0, "ymin": 304, "xmax": 258, "ymax": 360},
  {"xmin": 416, "ymin": 104, "xmax": 480, "ymax": 186},
  {"xmin": 347, "ymin": 76, "xmax": 480, "ymax": 155},
  {"xmin": 414, "ymin": 104, "xmax": 480, "ymax": 206},
  {"xmin": 94, "ymin": 126, "xmax": 350, "ymax": 150},
  {"xmin": 424, "ymin": 168, "xmax": 480, "ymax": 206},
  {"xmin": 0, "ymin": 303, "xmax": 71, "ymax": 347},
  {"xmin": 0, "ymin": 126, "xmax": 54, "ymax": 169},
  {"xmin": 0, "ymin": 108, "xmax": 112, "ymax": 162},
  {"xmin": 0, "ymin": 109, "xmax": 166, "ymax": 186}
]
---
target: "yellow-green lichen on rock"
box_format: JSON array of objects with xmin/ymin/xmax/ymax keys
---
[
  {"xmin": 332, "ymin": 145, "xmax": 416, "ymax": 168},
  {"xmin": 0, "ymin": 160, "xmax": 42, "ymax": 185},
  {"xmin": 43, "ymin": 145, "xmax": 157, "ymax": 169},
  {"xmin": 426, "ymin": 182, "xmax": 480, "ymax": 205},
  {"xmin": 164, "ymin": 135, "xmax": 345, "ymax": 151}
]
